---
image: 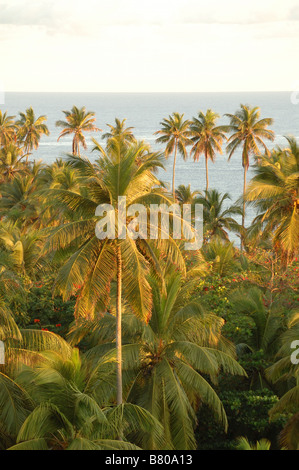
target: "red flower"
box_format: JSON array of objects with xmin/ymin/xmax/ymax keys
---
[
  {"xmin": 73, "ymin": 283, "xmax": 83, "ymax": 290},
  {"xmin": 42, "ymin": 328, "xmax": 49, "ymax": 331},
  {"xmin": 34, "ymin": 319, "xmax": 40, "ymax": 323},
  {"xmin": 55, "ymin": 324, "xmax": 61, "ymax": 328}
]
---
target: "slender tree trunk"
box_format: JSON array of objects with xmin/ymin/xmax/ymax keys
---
[
  {"xmin": 205, "ymin": 150, "xmax": 209, "ymax": 194},
  {"xmin": 241, "ymin": 166, "xmax": 247, "ymax": 251},
  {"xmin": 73, "ymin": 136, "xmax": 80, "ymax": 156},
  {"xmin": 172, "ymin": 140, "xmax": 178, "ymax": 201},
  {"xmin": 116, "ymin": 243, "xmax": 123, "ymax": 406},
  {"xmin": 25, "ymin": 144, "xmax": 29, "ymax": 165}
]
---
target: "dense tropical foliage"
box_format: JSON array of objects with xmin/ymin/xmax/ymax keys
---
[{"xmin": 0, "ymin": 103, "xmax": 298, "ymax": 451}]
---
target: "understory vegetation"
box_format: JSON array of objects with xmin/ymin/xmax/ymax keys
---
[{"xmin": 0, "ymin": 105, "xmax": 298, "ymax": 450}]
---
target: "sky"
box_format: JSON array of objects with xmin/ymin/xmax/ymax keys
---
[{"xmin": 1, "ymin": 0, "xmax": 299, "ymax": 92}]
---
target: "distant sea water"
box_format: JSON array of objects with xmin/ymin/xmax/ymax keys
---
[{"xmin": 3, "ymin": 92, "xmax": 299, "ymax": 239}]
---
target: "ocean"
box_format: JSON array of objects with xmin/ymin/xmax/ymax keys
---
[{"xmin": 3, "ymin": 92, "xmax": 299, "ymax": 236}]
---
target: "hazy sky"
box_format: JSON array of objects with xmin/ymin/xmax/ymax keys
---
[{"xmin": 1, "ymin": 0, "xmax": 299, "ymax": 92}]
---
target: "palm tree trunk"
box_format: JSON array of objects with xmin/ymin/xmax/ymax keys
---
[
  {"xmin": 116, "ymin": 243, "xmax": 123, "ymax": 406},
  {"xmin": 73, "ymin": 136, "xmax": 80, "ymax": 156},
  {"xmin": 205, "ymin": 151, "xmax": 209, "ymax": 194},
  {"xmin": 241, "ymin": 166, "xmax": 247, "ymax": 251},
  {"xmin": 25, "ymin": 144, "xmax": 29, "ymax": 165},
  {"xmin": 172, "ymin": 140, "xmax": 178, "ymax": 200}
]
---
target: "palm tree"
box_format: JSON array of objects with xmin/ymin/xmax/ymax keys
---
[
  {"xmin": 102, "ymin": 118, "xmax": 136, "ymax": 148},
  {"xmin": 225, "ymin": 105, "xmax": 275, "ymax": 248},
  {"xmin": 236, "ymin": 437, "xmax": 271, "ymax": 450},
  {"xmin": 245, "ymin": 137, "xmax": 299, "ymax": 261},
  {"xmin": 126, "ymin": 269, "xmax": 245, "ymax": 449},
  {"xmin": 190, "ymin": 110, "xmax": 227, "ymax": 192},
  {"xmin": 56, "ymin": 106, "xmax": 101, "ymax": 156},
  {"xmin": 8, "ymin": 348, "xmax": 163, "ymax": 450},
  {"xmin": 40, "ymin": 159, "xmax": 82, "ymax": 192},
  {"xmin": 16, "ymin": 107, "xmax": 49, "ymax": 162},
  {"xmin": 0, "ymin": 111, "xmax": 17, "ymax": 147},
  {"xmin": 201, "ymin": 238, "xmax": 238, "ymax": 277},
  {"xmin": 0, "ymin": 250, "xmax": 23, "ymax": 350},
  {"xmin": 92, "ymin": 137, "xmax": 159, "ymax": 171},
  {"xmin": 0, "ymin": 173, "xmax": 42, "ymax": 227},
  {"xmin": 230, "ymin": 287, "xmax": 286, "ymax": 389},
  {"xmin": 0, "ymin": 144, "xmax": 28, "ymax": 182},
  {"xmin": 69, "ymin": 265, "xmax": 246, "ymax": 449},
  {"xmin": 155, "ymin": 112, "xmax": 191, "ymax": 200},
  {"xmin": 0, "ymin": 270, "xmax": 74, "ymax": 448},
  {"xmin": 0, "ymin": 222, "xmax": 45, "ymax": 278},
  {"xmin": 196, "ymin": 189, "xmax": 242, "ymax": 242},
  {"xmin": 43, "ymin": 140, "xmax": 183, "ymax": 409},
  {"xmin": 266, "ymin": 310, "xmax": 299, "ymax": 419},
  {"xmin": 175, "ymin": 184, "xmax": 201, "ymax": 205},
  {"xmin": 279, "ymin": 413, "xmax": 299, "ymax": 450}
]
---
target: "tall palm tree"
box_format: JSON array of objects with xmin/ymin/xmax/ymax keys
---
[
  {"xmin": 102, "ymin": 118, "xmax": 136, "ymax": 148},
  {"xmin": 69, "ymin": 266, "xmax": 246, "ymax": 449},
  {"xmin": 0, "ymin": 111, "xmax": 17, "ymax": 147},
  {"xmin": 155, "ymin": 113, "xmax": 191, "ymax": 200},
  {"xmin": 245, "ymin": 137, "xmax": 299, "ymax": 261},
  {"xmin": 16, "ymin": 107, "xmax": 49, "ymax": 162},
  {"xmin": 225, "ymin": 105, "xmax": 274, "ymax": 248},
  {"xmin": 92, "ymin": 138, "xmax": 158, "ymax": 171},
  {"xmin": 56, "ymin": 106, "xmax": 101, "ymax": 156},
  {"xmin": 43, "ymin": 140, "xmax": 183, "ymax": 408},
  {"xmin": 190, "ymin": 110, "xmax": 227, "ymax": 192}
]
